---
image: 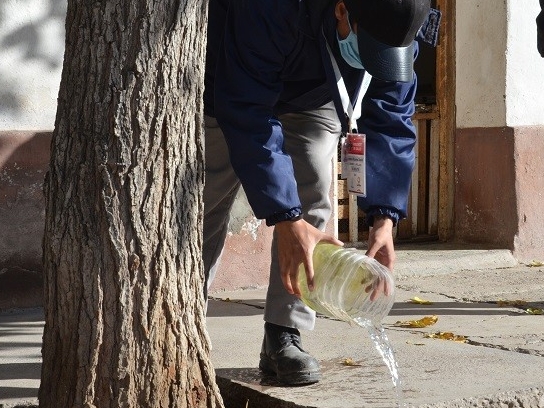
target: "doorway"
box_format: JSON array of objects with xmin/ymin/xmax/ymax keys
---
[{"xmin": 335, "ymin": 0, "xmax": 455, "ymax": 244}]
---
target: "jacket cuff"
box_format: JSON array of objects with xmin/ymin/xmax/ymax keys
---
[
  {"xmin": 365, "ymin": 207, "xmax": 401, "ymax": 227},
  {"xmin": 265, "ymin": 207, "xmax": 303, "ymax": 226}
]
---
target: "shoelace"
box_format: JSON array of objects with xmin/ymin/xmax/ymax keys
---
[{"xmin": 279, "ymin": 331, "xmax": 302, "ymax": 349}]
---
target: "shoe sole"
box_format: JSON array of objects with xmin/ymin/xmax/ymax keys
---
[{"xmin": 259, "ymin": 357, "xmax": 321, "ymax": 385}]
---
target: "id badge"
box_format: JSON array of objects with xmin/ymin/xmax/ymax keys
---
[{"xmin": 345, "ymin": 132, "xmax": 366, "ymax": 196}]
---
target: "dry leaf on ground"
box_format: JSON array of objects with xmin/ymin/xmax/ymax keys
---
[
  {"xmin": 395, "ymin": 315, "xmax": 438, "ymax": 328},
  {"xmin": 425, "ymin": 331, "xmax": 467, "ymax": 343},
  {"xmin": 341, "ymin": 358, "xmax": 362, "ymax": 366},
  {"xmin": 527, "ymin": 260, "xmax": 544, "ymax": 267},
  {"xmin": 526, "ymin": 308, "xmax": 543, "ymax": 315},
  {"xmin": 409, "ymin": 296, "xmax": 434, "ymax": 305}
]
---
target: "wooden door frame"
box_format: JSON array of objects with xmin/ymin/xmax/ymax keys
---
[{"xmin": 436, "ymin": 0, "xmax": 456, "ymax": 240}]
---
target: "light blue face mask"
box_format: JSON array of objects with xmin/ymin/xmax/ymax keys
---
[{"xmin": 337, "ymin": 13, "xmax": 364, "ymax": 69}]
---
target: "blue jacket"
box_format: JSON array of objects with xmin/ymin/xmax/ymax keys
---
[
  {"xmin": 204, "ymin": 0, "xmax": 438, "ymax": 226},
  {"xmin": 538, "ymin": 0, "xmax": 544, "ymax": 56}
]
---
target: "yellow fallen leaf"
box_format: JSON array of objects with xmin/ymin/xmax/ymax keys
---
[
  {"xmin": 527, "ymin": 260, "xmax": 544, "ymax": 267},
  {"xmin": 341, "ymin": 358, "xmax": 362, "ymax": 366},
  {"xmin": 497, "ymin": 299, "xmax": 528, "ymax": 307},
  {"xmin": 425, "ymin": 331, "xmax": 467, "ymax": 343},
  {"xmin": 526, "ymin": 308, "xmax": 543, "ymax": 315},
  {"xmin": 395, "ymin": 315, "xmax": 438, "ymax": 328},
  {"xmin": 409, "ymin": 296, "xmax": 434, "ymax": 305}
]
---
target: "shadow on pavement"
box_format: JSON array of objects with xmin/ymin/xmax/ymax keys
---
[
  {"xmin": 206, "ymin": 298, "xmax": 529, "ymax": 318},
  {"xmin": 0, "ymin": 363, "xmax": 41, "ymax": 381},
  {"xmin": 207, "ymin": 298, "xmax": 265, "ymax": 318},
  {"xmin": 0, "ymin": 386, "xmax": 39, "ymax": 402}
]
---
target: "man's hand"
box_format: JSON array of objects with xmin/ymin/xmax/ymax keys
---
[
  {"xmin": 275, "ymin": 218, "xmax": 343, "ymax": 297},
  {"xmin": 365, "ymin": 215, "xmax": 395, "ymax": 300}
]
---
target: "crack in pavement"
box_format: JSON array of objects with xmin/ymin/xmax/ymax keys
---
[
  {"xmin": 211, "ymin": 293, "xmax": 544, "ymax": 359},
  {"xmin": 393, "ymin": 287, "xmax": 544, "ymax": 358},
  {"xmin": 464, "ymin": 338, "xmax": 544, "ymax": 357}
]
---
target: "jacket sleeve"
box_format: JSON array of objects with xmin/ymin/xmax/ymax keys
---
[
  {"xmin": 538, "ymin": 0, "xmax": 544, "ymax": 57},
  {"xmin": 213, "ymin": 0, "xmax": 302, "ymax": 223},
  {"xmin": 356, "ymin": 43, "xmax": 419, "ymax": 223}
]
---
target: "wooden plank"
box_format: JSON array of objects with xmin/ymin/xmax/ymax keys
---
[
  {"xmin": 337, "ymin": 204, "xmax": 350, "ymax": 220},
  {"xmin": 428, "ymin": 119, "xmax": 440, "ymax": 235},
  {"xmin": 436, "ymin": 0, "xmax": 456, "ymax": 240},
  {"xmin": 415, "ymin": 103, "xmax": 438, "ymax": 114},
  {"xmin": 332, "ymin": 150, "xmax": 339, "ymax": 238},
  {"xmin": 338, "ymin": 179, "xmax": 349, "ymax": 200},
  {"xmin": 348, "ymin": 193, "xmax": 358, "ymax": 243},
  {"xmin": 417, "ymin": 120, "xmax": 428, "ymax": 235},
  {"xmin": 359, "ymin": 229, "xmax": 369, "ymax": 243},
  {"xmin": 337, "ymin": 205, "xmax": 368, "ymax": 223},
  {"xmin": 413, "ymin": 111, "xmax": 440, "ymax": 120},
  {"xmin": 396, "ymin": 194, "xmax": 412, "ymax": 239}
]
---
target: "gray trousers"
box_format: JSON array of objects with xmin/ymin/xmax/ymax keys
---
[{"xmin": 203, "ymin": 102, "xmax": 341, "ymax": 331}]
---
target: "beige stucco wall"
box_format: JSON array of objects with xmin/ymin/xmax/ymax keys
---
[
  {"xmin": 505, "ymin": 0, "xmax": 544, "ymax": 126},
  {"xmin": 0, "ymin": 0, "xmax": 268, "ymax": 296},
  {"xmin": 0, "ymin": 0, "xmax": 258, "ymax": 232},
  {"xmin": 0, "ymin": 0, "xmax": 65, "ymax": 130},
  {"xmin": 454, "ymin": 0, "xmax": 544, "ymax": 260},
  {"xmin": 0, "ymin": 0, "xmax": 261, "ymax": 231},
  {"xmin": 456, "ymin": 0, "xmax": 508, "ymax": 128},
  {"xmin": 457, "ymin": 0, "xmax": 544, "ymax": 128}
]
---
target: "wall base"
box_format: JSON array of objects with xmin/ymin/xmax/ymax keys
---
[
  {"xmin": 455, "ymin": 126, "xmax": 544, "ymax": 261},
  {"xmin": 0, "ymin": 131, "xmax": 50, "ymax": 309},
  {"xmin": 0, "ymin": 131, "xmax": 273, "ymax": 309}
]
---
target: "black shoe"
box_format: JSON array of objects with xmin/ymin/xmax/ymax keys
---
[{"xmin": 259, "ymin": 322, "xmax": 321, "ymax": 385}]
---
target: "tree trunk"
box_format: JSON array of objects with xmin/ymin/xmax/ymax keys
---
[{"xmin": 39, "ymin": 0, "xmax": 223, "ymax": 407}]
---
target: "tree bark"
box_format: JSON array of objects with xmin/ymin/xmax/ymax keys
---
[{"xmin": 39, "ymin": 0, "xmax": 223, "ymax": 407}]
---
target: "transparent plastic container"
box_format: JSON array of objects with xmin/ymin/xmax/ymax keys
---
[{"xmin": 298, "ymin": 242, "xmax": 395, "ymax": 325}]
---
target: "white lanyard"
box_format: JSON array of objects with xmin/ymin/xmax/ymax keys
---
[{"xmin": 324, "ymin": 37, "xmax": 372, "ymax": 132}]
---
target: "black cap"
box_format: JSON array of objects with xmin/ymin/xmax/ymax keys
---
[{"xmin": 343, "ymin": 0, "xmax": 431, "ymax": 82}]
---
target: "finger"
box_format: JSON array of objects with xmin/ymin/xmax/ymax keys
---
[
  {"xmin": 365, "ymin": 245, "xmax": 378, "ymax": 259},
  {"xmin": 373, "ymin": 247, "xmax": 394, "ymax": 271},
  {"xmin": 319, "ymin": 234, "xmax": 344, "ymax": 247},
  {"xmin": 381, "ymin": 250, "xmax": 395, "ymax": 271},
  {"xmin": 279, "ymin": 259, "xmax": 295, "ymax": 295},
  {"xmin": 384, "ymin": 279, "xmax": 392, "ymax": 297},
  {"xmin": 287, "ymin": 258, "xmax": 303, "ymax": 297},
  {"xmin": 387, "ymin": 255, "xmax": 395, "ymax": 272},
  {"xmin": 371, "ymin": 277, "xmax": 385, "ymax": 301},
  {"xmin": 303, "ymin": 252, "xmax": 315, "ymax": 292},
  {"xmin": 365, "ymin": 279, "xmax": 378, "ymax": 298},
  {"xmin": 281, "ymin": 274, "xmax": 295, "ymax": 295},
  {"xmin": 290, "ymin": 269, "xmax": 301, "ymax": 297}
]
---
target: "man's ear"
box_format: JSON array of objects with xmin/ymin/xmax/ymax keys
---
[
  {"xmin": 335, "ymin": 1, "xmax": 348, "ymax": 22},
  {"xmin": 335, "ymin": 0, "xmax": 352, "ymax": 38}
]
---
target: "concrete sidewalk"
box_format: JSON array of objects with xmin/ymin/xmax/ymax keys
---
[{"xmin": 2, "ymin": 244, "xmax": 544, "ymax": 407}]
